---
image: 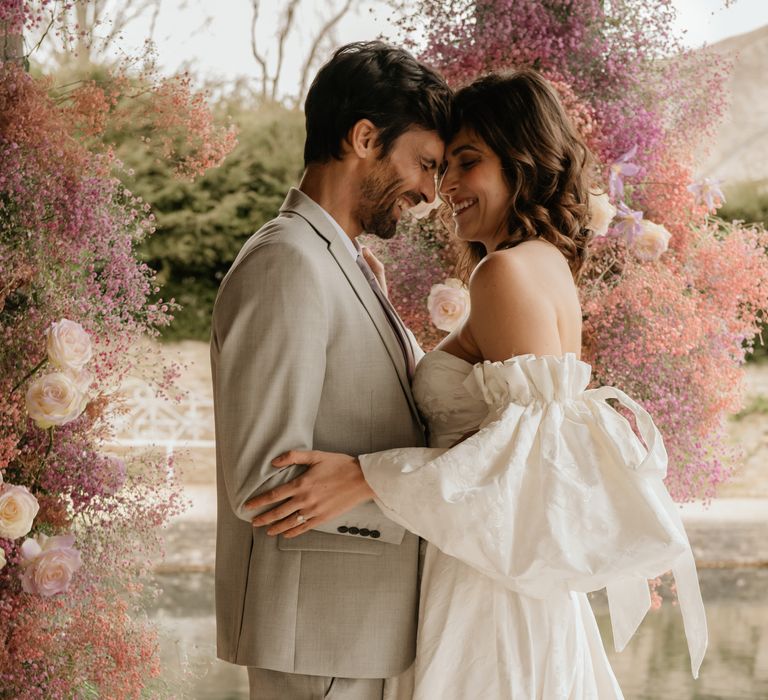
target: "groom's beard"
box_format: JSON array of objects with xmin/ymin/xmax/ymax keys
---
[{"xmin": 357, "ymin": 159, "xmax": 420, "ymax": 240}]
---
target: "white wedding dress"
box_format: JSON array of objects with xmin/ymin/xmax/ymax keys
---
[{"xmin": 361, "ymin": 352, "xmax": 707, "ymax": 700}]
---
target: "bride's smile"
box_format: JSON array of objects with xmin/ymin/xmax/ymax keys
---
[{"xmin": 440, "ymin": 127, "xmax": 511, "ymax": 250}]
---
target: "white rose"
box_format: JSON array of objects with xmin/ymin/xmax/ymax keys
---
[
  {"xmin": 25, "ymin": 372, "xmax": 86, "ymax": 429},
  {"xmin": 428, "ymin": 279, "xmax": 471, "ymax": 332},
  {"xmin": 586, "ymin": 192, "xmax": 617, "ymax": 238},
  {"xmin": 66, "ymin": 367, "xmax": 93, "ymax": 394},
  {"xmin": 409, "ymin": 196, "xmax": 443, "ymax": 220},
  {"xmin": 633, "ymin": 220, "xmax": 672, "ymax": 261},
  {"xmin": 0, "ymin": 484, "xmax": 40, "ymax": 539},
  {"xmin": 20, "ymin": 533, "xmax": 82, "ymax": 597},
  {"xmin": 46, "ymin": 319, "xmax": 92, "ymax": 372}
]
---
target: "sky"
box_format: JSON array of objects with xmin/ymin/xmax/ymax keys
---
[{"xmin": 93, "ymin": 0, "xmax": 768, "ymax": 100}]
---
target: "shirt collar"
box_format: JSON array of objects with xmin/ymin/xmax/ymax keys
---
[{"xmin": 318, "ymin": 206, "xmax": 360, "ymax": 260}]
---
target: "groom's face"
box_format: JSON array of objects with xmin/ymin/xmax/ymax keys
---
[{"xmin": 357, "ymin": 128, "xmax": 444, "ymax": 239}]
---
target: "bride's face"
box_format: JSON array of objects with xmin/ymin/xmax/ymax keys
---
[{"xmin": 439, "ymin": 127, "xmax": 510, "ymax": 248}]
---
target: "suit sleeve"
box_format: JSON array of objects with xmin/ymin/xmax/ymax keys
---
[{"xmin": 211, "ymin": 239, "xmax": 328, "ymax": 522}]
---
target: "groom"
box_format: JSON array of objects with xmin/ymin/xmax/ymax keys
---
[{"xmin": 210, "ymin": 41, "xmax": 451, "ymax": 699}]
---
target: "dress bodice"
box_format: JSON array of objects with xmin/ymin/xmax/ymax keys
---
[
  {"xmin": 412, "ymin": 351, "xmax": 487, "ymax": 448},
  {"xmin": 412, "ymin": 350, "xmax": 592, "ymax": 448}
]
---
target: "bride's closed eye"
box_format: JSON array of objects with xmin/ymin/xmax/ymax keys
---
[{"xmin": 459, "ymin": 159, "xmax": 479, "ymax": 171}]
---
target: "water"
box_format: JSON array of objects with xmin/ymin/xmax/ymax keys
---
[{"xmin": 149, "ymin": 568, "xmax": 768, "ymax": 699}]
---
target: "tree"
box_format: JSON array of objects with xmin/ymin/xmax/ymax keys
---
[
  {"xmin": 27, "ymin": 0, "xmax": 163, "ymax": 72},
  {"xmin": 111, "ymin": 99, "xmax": 306, "ymax": 340},
  {"xmin": 1, "ymin": 19, "xmax": 22, "ymax": 63},
  {"xmin": 250, "ymin": 0, "xmax": 379, "ymax": 106}
]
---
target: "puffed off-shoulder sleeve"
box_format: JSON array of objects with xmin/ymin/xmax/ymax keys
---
[{"xmin": 359, "ymin": 354, "xmax": 707, "ymax": 678}]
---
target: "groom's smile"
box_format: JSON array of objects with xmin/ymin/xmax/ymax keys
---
[{"xmin": 357, "ymin": 127, "xmax": 444, "ymax": 239}]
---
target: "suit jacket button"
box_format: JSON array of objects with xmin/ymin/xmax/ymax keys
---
[
  {"xmin": 348, "ymin": 527, "xmax": 360, "ymax": 535},
  {"xmin": 370, "ymin": 530, "xmax": 381, "ymax": 538},
  {"xmin": 337, "ymin": 526, "xmax": 349, "ymax": 533},
  {"xmin": 359, "ymin": 528, "xmax": 371, "ymax": 537}
]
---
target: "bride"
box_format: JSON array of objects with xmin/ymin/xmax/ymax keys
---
[{"xmin": 248, "ymin": 69, "xmax": 707, "ymax": 698}]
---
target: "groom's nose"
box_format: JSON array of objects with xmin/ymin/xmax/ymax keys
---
[
  {"xmin": 420, "ymin": 172, "xmax": 437, "ymax": 203},
  {"xmin": 439, "ymin": 167, "xmax": 457, "ymax": 202}
]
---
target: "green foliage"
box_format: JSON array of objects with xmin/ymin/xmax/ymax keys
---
[
  {"xmin": 116, "ymin": 102, "xmax": 306, "ymax": 340},
  {"xmin": 720, "ymin": 179, "xmax": 768, "ymax": 229},
  {"xmin": 719, "ymin": 180, "xmax": 768, "ymax": 362}
]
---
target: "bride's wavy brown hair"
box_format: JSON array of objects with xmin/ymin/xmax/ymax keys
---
[{"xmin": 449, "ymin": 70, "xmax": 594, "ymax": 281}]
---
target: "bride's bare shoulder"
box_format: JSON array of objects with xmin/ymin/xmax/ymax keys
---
[
  {"xmin": 469, "ymin": 241, "xmax": 566, "ymax": 295},
  {"xmin": 467, "ymin": 246, "xmax": 562, "ymax": 359}
]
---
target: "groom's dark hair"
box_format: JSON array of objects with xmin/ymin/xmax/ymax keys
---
[{"xmin": 303, "ymin": 41, "xmax": 452, "ymax": 167}]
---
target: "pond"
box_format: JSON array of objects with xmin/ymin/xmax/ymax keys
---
[{"xmin": 149, "ymin": 568, "xmax": 768, "ymax": 699}]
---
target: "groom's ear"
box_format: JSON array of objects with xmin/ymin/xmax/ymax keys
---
[{"xmin": 347, "ymin": 119, "xmax": 380, "ymax": 160}]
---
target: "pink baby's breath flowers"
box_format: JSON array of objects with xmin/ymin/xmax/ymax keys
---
[{"xmin": 19, "ymin": 533, "xmax": 82, "ymax": 597}]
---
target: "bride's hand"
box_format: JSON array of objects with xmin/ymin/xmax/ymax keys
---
[
  {"xmin": 361, "ymin": 245, "xmax": 388, "ymax": 297},
  {"xmin": 245, "ymin": 450, "xmax": 375, "ymax": 538}
]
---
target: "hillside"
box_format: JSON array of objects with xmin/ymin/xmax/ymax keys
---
[{"xmin": 697, "ymin": 23, "xmax": 768, "ymax": 185}]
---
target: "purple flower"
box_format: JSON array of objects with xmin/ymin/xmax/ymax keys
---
[
  {"xmin": 608, "ymin": 145, "xmax": 641, "ymax": 200},
  {"xmin": 687, "ymin": 178, "xmax": 726, "ymax": 213},
  {"xmin": 612, "ymin": 202, "xmax": 644, "ymax": 242}
]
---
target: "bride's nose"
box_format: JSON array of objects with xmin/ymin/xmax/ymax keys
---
[{"xmin": 439, "ymin": 165, "xmax": 458, "ymax": 203}]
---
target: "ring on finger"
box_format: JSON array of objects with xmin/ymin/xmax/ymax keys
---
[{"xmin": 296, "ymin": 513, "xmax": 307, "ymax": 525}]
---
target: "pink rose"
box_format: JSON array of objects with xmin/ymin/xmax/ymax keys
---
[
  {"xmin": 19, "ymin": 533, "xmax": 82, "ymax": 597},
  {"xmin": 427, "ymin": 278, "xmax": 471, "ymax": 332}
]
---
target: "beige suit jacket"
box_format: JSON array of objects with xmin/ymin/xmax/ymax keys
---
[{"xmin": 211, "ymin": 188, "xmax": 425, "ymax": 677}]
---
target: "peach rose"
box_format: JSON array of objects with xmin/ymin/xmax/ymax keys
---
[
  {"xmin": 428, "ymin": 278, "xmax": 470, "ymax": 332},
  {"xmin": 46, "ymin": 319, "xmax": 92, "ymax": 372},
  {"xmin": 586, "ymin": 192, "xmax": 617, "ymax": 238},
  {"xmin": 633, "ymin": 220, "xmax": 672, "ymax": 261},
  {"xmin": 19, "ymin": 533, "xmax": 82, "ymax": 597},
  {"xmin": 0, "ymin": 483, "xmax": 39, "ymax": 540},
  {"xmin": 25, "ymin": 372, "xmax": 87, "ymax": 429}
]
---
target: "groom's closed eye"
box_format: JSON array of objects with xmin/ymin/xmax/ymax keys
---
[{"xmin": 421, "ymin": 158, "xmax": 438, "ymax": 173}]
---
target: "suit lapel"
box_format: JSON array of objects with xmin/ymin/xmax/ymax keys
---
[{"xmin": 279, "ymin": 189, "xmax": 421, "ymax": 425}]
